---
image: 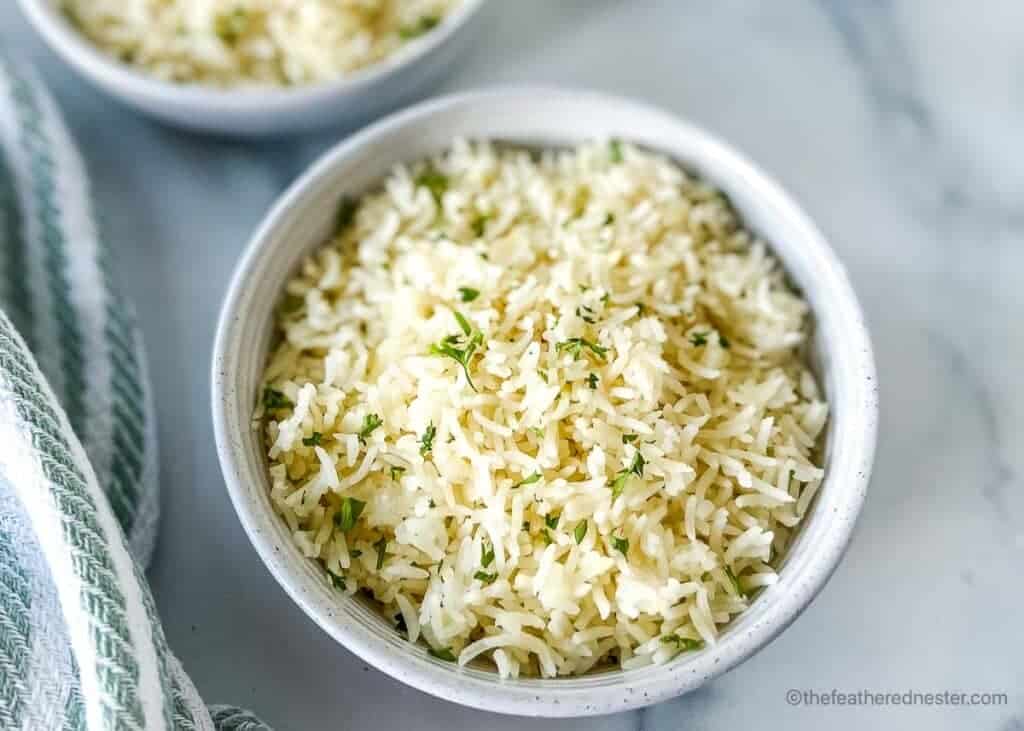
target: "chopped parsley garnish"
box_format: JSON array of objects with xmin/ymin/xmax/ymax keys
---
[
  {"xmin": 335, "ymin": 196, "xmax": 357, "ymax": 233},
  {"xmin": 719, "ymin": 333, "xmax": 731, "ymax": 349},
  {"xmin": 611, "ymin": 535, "xmax": 629, "ymax": 555},
  {"xmin": 545, "ymin": 514, "xmax": 560, "ymax": 530},
  {"xmin": 329, "ymin": 573, "xmax": 346, "ymax": 591},
  {"xmin": 390, "ymin": 466, "xmax": 406, "ymax": 482},
  {"xmin": 556, "ymin": 337, "xmax": 608, "ymax": 361},
  {"xmin": 661, "ymin": 635, "xmax": 704, "ymax": 652},
  {"xmin": 334, "ymin": 497, "xmax": 366, "ymax": 533},
  {"xmin": 622, "ymin": 433, "xmax": 639, "ymax": 445},
  {"xmin": 574, "ymin": 521, "xmax": 588, "ymax": 544},
  {"xmin": 262, "ymin": 388, "xmax": 292, "ymax": 411},
  {"xmin": 587, "ymin": 373, "xmax": 599, "ymax": 389},
  {"xmin": 279, "ymin": 294, "xmax": 304, "ymax": 314},
  {"xmin": 302, "ymin": 432, "xmax": 323, "ymax": 447},
  {"xmin": 430, "ymin": 311, "xmax": 485, "ymax": 391},
  {"xmin": 603, "ymin": 212, "xmax": 615, "ymax": 226},
  {"xmin": 415, "ymin": 164, "xmax": 448, "ymax": 203},
  {"xmin": 575, "ymin": 305, "xmax": 597, "ymax": 324},
  {"xmin": 458, "ymin": 287, "xmax": 480, "ymax": 302},
  {"xmin": 214, "ymin": 8, "xmax": 249, "ymax": 44},
  {"xmin": 600, "ymin": 291, "xmax": 610, "ymax": 306},
  {"xmin": 474, "ymin": 571, "xmax": 498, "ymax": 585},
  {"xmin": 513, "ymin": 472, "xmax": 542, "ymax": 488},
  {"xmin": 470, "ymin": 214, "xmax": 490, "ymax": 238},
  {"xmin": 357, "ymin": 413, "xmax": 383, "ymax": 444},
  {"xmin": 529, "ymin": 426, "xmax": 545, "ymax": 439},
  {"xmin": 428, "ymin": 647, "xmax": 457, "ymax": 662},
  {"xmin": 725, "ymin": 566, "xmax": 747, "ymax": 597},
  {"xmin": 350, "ymin": 549, "xmax": 362, "ymax": 558},
  {"xmin": 542, "ymin": 529, "xmax": 554, "ymax": 545},
  {"xmin": 609, "ymin": 139, "xmax": 623, "ymax": 163},
  {"xmin": 690, "ymin": 331, "xmax": 709, "ymax": 347},
  {"xmin": 399, "ymin": 14, "xmax": 441, "ymax": 39},
  {"xmin": 481, "ymin": 541, "xmax": 495, "ymax": 568},
  {"xmin": 373, "ymin": 537, "xmax": 388, "ymax": 570},
  {"xmin": 610, "ymin": 450, "xmax": 645, "ymax": 498},
  {"xmin": 419, "ymin": 423, "xmax": 436, "ymax": 456}
]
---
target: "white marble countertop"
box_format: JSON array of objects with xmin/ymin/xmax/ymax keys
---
[{"xmin": 2, "ymin": 1, "xmax": 1020, "ymax": 728}]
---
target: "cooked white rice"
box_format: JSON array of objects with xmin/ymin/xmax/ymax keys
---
[
  {"xmin": 61, "ymin": 0, "xmax": 460, "ymax": 86},
  {"xmin": 258, "ymin": 139, "xmax": 828, "ymax": 677}
]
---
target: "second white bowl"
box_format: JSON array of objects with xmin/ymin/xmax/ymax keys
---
[
  {"xmin": 211, "ymin": 86, "xmax": 878, "ymax": 716},
  {"xmin": 17, "ymin": 0, "xmax": 487, "ymax": 136}
]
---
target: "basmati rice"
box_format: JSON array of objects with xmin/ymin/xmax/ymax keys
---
[
  {"xmin": 258, "ymin": 139, "xmax": 828, "ymax": 677},
  {"xmin": 61, "ymin": 0, "xmax": 460, "ymax": 87}
]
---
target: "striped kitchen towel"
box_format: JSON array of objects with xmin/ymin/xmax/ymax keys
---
[{"xmin": 0, "ymin": 54, "xmax": 270, "ymax": 730}]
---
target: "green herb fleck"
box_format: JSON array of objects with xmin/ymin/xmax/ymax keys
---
[
  {"xmin": 725, "ymin": 566, "xmax": 747, "ymax": 597},
  {"xmin": 335, "ymin": 196, "xmax": 357, "ymax": 233},
  {"xmin": 514, "ymin": 472, "xmax": 542, "ymax": 489},
  {"xmin": 545, "ymin": 514, "xmax": 560, "ymax": 530},
  {"xmin": 470, "ymin": 214, "xmax": 490, "ymax": 238},
  {"xmin": 622, "ymin": 433, "xmax": 639, "ymax": 444},
  {"xmin": 430, "ymin": 312, "xmax": 485, "ymax": 391},
  {"xmin": 415, "ymin": 164, "xmax": 448, "ymax": 204},
  {"xmin": 280, "ymin": 294, "xmax": 304, "ymax": 314},
  {"xmin": 586, "ymin": 373, "xmax": 599, "ymax": 389},
  {"xmin": 575, "ymin": 304, "xmax": 597, "ymax": 324},
  {"xmin": 428, "ymin": 647, "xmax": 457, "ymax": 662},
  {"xmin": 262, "ymin": 388, "xmax": 292, "ymax": 411},
  {"xmin": 609, "ymin": 450, "xmax": 645, "ymax": 498},
  {"xmin": 390, "ymin": 466, "xmax": 406, "ymax": 482},
  {"xmin": 329, "ymin": 572, "xmax": 346, "ymax": 591},
  {"xmin": 690, "ymin": 331, "xmax": 709, "ymax": 347},
  {"xmin": 542, "ymin": 529, "xmax": 554, "ymax": 545},
  {"xmin": 302, "ymin": 432, "xmax": 323, "ymax": 447},
  {"xmin": 214, "ymin": 8, "xmax": 249, "ymax": 44},
  {"xmin": 335, "ymin": 497, "xmax": 366, "ymax": 533},
  {"xmin": 529, "ymin": 426, "xmax": 545, "ymax": 439},
  {"xmin": 458, "ymin": 287, "xmax": 480, "ymax": 302},
  {"xmin": 604, "ymin": 212, "xmax": 615, "ymax": 226},
  {"xmin": 358, "ymin": 413, "xmax": 383, "ymax": 444},
  {"xmin": 399, "ymin": 14, "xmax": 441, "ymax": 39},
  {"xmin": 600, "ymin": 291, "xmax": 610, "ymax": 306},
  {"xmin": 574, "ymin": 521, "xmax": 588, "ymax": 544},
  {"xmin": 556, "ymin": 337, "xmax": 609, "ymax": 361},
  {"xmin": 609, "ymin": 139, "xmax": 623, "ymax": 164},
  {"xmin": 373, "ymin": 537, "xmax": 388, "ymax": 570},
  {"xmin": 611, "ymin": 535, "xmax": 629, "ymax": 555},
  {"xmin": 350, "ymin": 549, "xmax": 362, "ymax": 559},
  {"xmin": 419, "ymin": 423, "xmax": 436, "ymax": 456},
  {"xmin": 481, "ymin": 541, "xmax": 495, "ymax": 568},
  {"xmin": 474, "ymin": 571, "xmax": 498, "ymax": 585},
  {"xmin": 661, "ymin": 635, "xmax": 704, "ymax": 652},
  {"xmin": 719, "ymin": 333, "xmax": 731, "ymax": 349}
]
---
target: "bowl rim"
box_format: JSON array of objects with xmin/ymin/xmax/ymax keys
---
[
  {"xmin": 211, "ymin": 85, "xmax": 878, "ymax": 717},
  {"xmin": 15, "ymin": 0, "xmax": 487, "ymax": 111}
]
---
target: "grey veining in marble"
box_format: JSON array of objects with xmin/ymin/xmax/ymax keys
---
[{"xmin": 1, "ymin": 1, "xmax": 1020, "ymax": 728}]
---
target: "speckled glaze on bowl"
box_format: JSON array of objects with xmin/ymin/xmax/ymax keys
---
[
  {"xmin": 211, "ymin": 87, "xmax": 878, "ymax": 717},
  {"xmin": 15, "ymin": 0, "xmax": 487, "ymax": 136}
]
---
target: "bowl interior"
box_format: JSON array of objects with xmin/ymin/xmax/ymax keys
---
[{"xmin": 212, "ymin": 88, "xmax": 877, "ymax": 716}]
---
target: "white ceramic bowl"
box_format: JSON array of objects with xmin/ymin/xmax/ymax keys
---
[
  {"xmin": 212, "ymin": 87, "xmax": 878, "ymax": 716},
  {"xmin": 16, "ymin": 0, "xmax": 487, "ymax": 136}
]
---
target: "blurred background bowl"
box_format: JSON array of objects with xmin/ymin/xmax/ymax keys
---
[{"xmin": 15, "ymin": 0, "xmax": 488, "ymax": 137}]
